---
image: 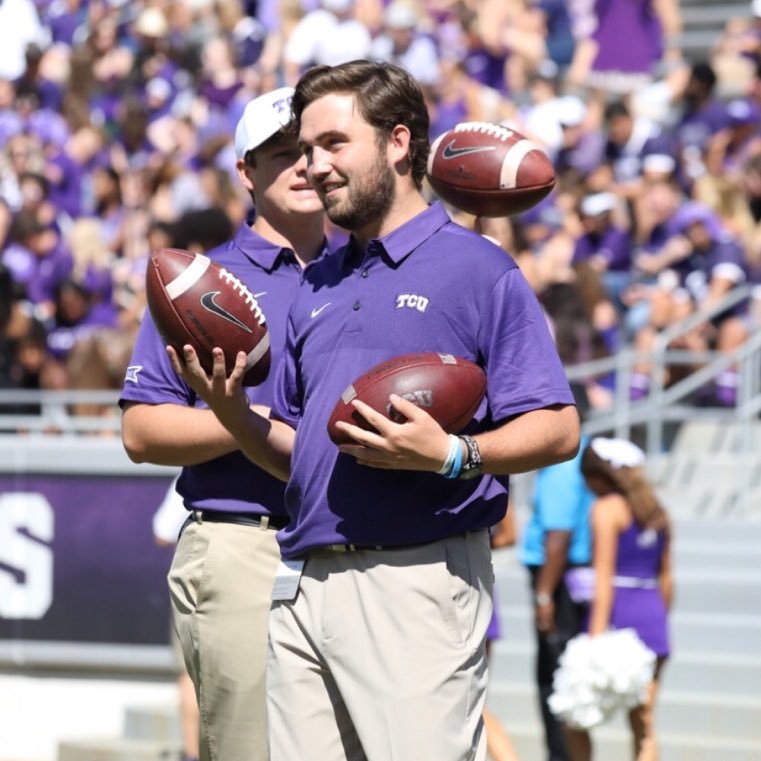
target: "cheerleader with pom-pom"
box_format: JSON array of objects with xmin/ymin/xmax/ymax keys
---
[{"xmin": 565, "ymin": 437, "xmax": 673, "ymax": 761}]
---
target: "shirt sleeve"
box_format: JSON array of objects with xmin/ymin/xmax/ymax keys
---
[
  {"xmin": 479, "ymin": 267, "xmax": 575, "ymax": 422},
  {"xmin": 118, "ymin": 311, "xmax": 195, "ymax": 407}
]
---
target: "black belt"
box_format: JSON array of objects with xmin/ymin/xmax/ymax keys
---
[
  {"xmin": 322, "ymin": 530, "xmax": 486, "ymax": 553},
  {"xmin": 190, "ymin": 510, "xmax": 289, "ymax": 530}
]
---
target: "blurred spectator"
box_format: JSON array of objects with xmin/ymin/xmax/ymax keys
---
[
  {"xmin": 172, "ymin": 206, "xmax": 235, "ymax": 253},
  {"xmin": 0, "ymin": 262, "xmax": 44, "ymax": 415},
  {"xmin": 572, "ymin": 191, "xmax": 634, "ymax": 314},
  {"xmin": 3, "ymin": 208, "xmax": 73, "ymax": 318},
  {"xmin": 534, "ymin": 0, "xmax": 576, "ymax": 72},
  {"xmin": 370, "ymin": 1, "xmax": 440, "ymax": 91},
  {"xmin": 603, "ymin": 100, "xmax": 673, "ymax": 200},
  {"xmin": 670, "ymin": 61, "xmax": 729, "ymax": 191},
  {"xmin": 282, "ymin": 0, "xmax": 372, "ymax": 84},
  {"xmin": 553, "ymin": 96, "xmax": 606, "ymax": 187},
  {"xmin": 568, "ymin": 0, "xmax": 682, "ymax": 95},
  {"xmin": 631, "ymin": 202, "xmax": 750, "ymax": 403},
  {"xmin": 0, "ymin": 0, "xmax": 50, "ymax": 81}
]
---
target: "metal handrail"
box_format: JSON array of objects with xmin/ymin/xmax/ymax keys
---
[{"xmin": 565, "ymin": 282, "xmax": 761, "ymax": 455}]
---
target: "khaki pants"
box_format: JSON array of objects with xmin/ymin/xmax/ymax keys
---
[
  {"xmin": 168, "ymin": 516, "xmax": 281, "ymax": 761},
  {"xmin": 267, "ymin": 530, "xmax": 494, "ymax": 761}
]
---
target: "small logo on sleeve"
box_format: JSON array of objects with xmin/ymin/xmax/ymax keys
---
[{"xmin": 125, "ymin": 366, "xmax": 143, "ymax": 384}]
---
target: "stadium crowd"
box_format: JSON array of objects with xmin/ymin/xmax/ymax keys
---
[{"xmin": 1, "ymin": 0, "xmax": 761, "ymax": 421}]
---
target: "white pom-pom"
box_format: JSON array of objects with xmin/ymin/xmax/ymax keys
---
[{"xmin": 548, "ymin": 629, "xmax": 656, "ymax": 729}]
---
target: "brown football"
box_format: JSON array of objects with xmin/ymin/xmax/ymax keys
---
[
  {"xmin": 327, "ymin": 352, "xmax": 487, "ymax": 445},
  {"xmin": 145, "ymin": 248, "xmax": 270, "ymax": 386},
  {"xmin": 426, "ymin": 121, "xmax": 556, "ymax": 217}
]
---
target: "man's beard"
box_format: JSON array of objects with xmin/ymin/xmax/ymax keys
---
[{"xmin": 324, "ymin": 149, "xmax": 395, "ymax": 231}]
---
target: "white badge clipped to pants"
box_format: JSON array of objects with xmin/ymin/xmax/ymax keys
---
[{"xmin": 271, "ymin": 558, "xmax": 305, "ymax": 601}]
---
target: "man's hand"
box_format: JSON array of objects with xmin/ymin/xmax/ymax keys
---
[
  {"xmin": 336, "ymin": 394, "xmax": 454, "ymax": 473},
  {"xmin": 535, "ymin": 595, "xmax": 556, "ymax": 634},
  {"xmin": 167, "ymin": 345, "xmax": 250, "ymax": 430}
]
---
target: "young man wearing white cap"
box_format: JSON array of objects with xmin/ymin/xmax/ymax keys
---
[{"xmin": 119, "ymin": 87, "xmax": 329, "ymax": 761}]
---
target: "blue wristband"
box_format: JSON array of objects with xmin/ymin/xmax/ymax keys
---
[
  {"xmin": 437, "ymin": 434, "xmax": 460, "ymax": 475},
  {"xmin": 444, "ymin": 438, "xmax": 464, "ymax": 479}
]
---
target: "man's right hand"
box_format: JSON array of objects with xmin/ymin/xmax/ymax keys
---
[{"xmin": 167, "ymin": 344, "xmax": 250, "ymax": 432}]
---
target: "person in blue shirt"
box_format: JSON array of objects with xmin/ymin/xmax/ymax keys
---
[{"xmin": 520, "ymin": 431, "xmax": 595, "ymax": 761}]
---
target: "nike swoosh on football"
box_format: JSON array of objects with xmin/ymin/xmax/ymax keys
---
[
  {"xmin": 441, "ymin": 141, "xmax": 497, "ymax": 160},
  {"xmin": 310, "ymin": 303, "xmax": 331, "ymax": 318},
  {"xmin": 200, "ymin": 292, "xmax": 253, "ymax": 333}
]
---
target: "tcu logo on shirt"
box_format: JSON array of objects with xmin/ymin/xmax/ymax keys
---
[
  {"xmin": 395, "ymin": 293, "xmax": 429, "ymax": 312},
  {"xmin": 386, "ymin": 389, "xmax": 434, "ymax": 422}
]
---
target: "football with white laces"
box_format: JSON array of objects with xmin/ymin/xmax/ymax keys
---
[
  {"xmin": 145, "ymin": 248, "xmax": 271, "ymax": 386},
  {"xmin": 426, "ymin": 121, "xmax": 556, "ymax": 217}
]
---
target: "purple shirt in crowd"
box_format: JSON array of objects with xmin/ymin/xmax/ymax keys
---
[
  {"xmin": 675, "ymin": 235, "xmax": 748, "ymax": 307},
  {"xmin": 592, "ymin": 0, "xmax": 662, "ymax": 74},
  {"xmin": 573, "ymin": 225, "xmax": 633, "ymax": 272},
  {"xmin": 119, "ymin": 224, "xmax": 329, "ymax": 518},
  {"xmin": 1, "ymin": 241, "xmax": 73, "ymax": 305},
  {"xmin": 271, "ymin": 203, "xmax": 574, "ymax": 558},
  {"xmin": 675, "ymin": 99, "xmax": 730, "ymax": 153}
]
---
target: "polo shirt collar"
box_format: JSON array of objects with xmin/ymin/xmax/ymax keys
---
[
  {"xmin": 342, "ymin": 202, "xmax": 450, "ymax": 268},
  {"xmin": 230, "ymin": 223, "xmax": 301, "ymax": 272}
]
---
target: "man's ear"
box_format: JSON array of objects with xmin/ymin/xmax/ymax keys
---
[
  {"xmin": 236, "ymin": 158, "xmax": 255, "ymax": 194},
  {"xmin": 388, "ymin": 124, "xmax": 412, "ymax": 171}
]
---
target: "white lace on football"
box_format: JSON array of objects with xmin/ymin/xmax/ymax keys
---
[
  {"xmin": 453, "ymin": 121, "xmax": 515, "ymax": 142},
  {"xmin": 218, "ymin": 268, "xmax": 265, "ymax": 326},
  {"xmin": 590, "ymin": 437, "xmax": 646, "ymax": 469}
]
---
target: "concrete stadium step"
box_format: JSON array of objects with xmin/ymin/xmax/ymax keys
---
[
  {"xmin": 488, "ymin": 683, "xmax": 761, "ymax": 743},
  {"xmin": 123, "ymin": 704, "xmax": 182, "ymax": 745},
  {"xmin": 495, "ymin": 605, "xmax": 761, "ymax": 656},
  {"xmin": 493, "ymin": 563, "xmax": 761, "ymax": 617},
  {"xmin": 499, "ymin": 723, "xmax": 761, "ymax": 761},
  {"xmin": 489, "ymin": 641, "xmax": 761, "ymax": 699},
  {"xmin": 666, "ymin": 518, "xmax": 761, "ymax": 543},
  {"xmin": 57, "ymin": 737, "xmax": 180, "ymax": 761},
  {"xmin": 674, "ymin": 538, "xmax": 761, "ymax": 570},
  {"xmin": 680, "ymin": 4, "xmax": 748, "ymax": 27}
]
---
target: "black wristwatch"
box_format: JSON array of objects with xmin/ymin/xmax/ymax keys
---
[{"xmin": 458, "ymin": 435, "xmax": 483, "ymax": 479}]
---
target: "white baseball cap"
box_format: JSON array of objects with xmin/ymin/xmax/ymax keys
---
[
  {"xmin": 234, "ymin": 87, "xmax": 296, "ymax": 160},
  {"xmin": 642, "ymin": 153, "xmax": 676, "ymax": 175},
  {"xmin": 580, "ymin": 192, "xmax": 617, "ymax": 217},
  {"xmin": 384, "ymin": 2, "xmax": 418, "ymax": 29},
  {"xmin": 556, "ymin": 95, "xmax": 586, "ymax": 127}
]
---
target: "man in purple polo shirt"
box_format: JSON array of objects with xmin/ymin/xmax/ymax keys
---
[
  {"xmin": 119, "ymin": 87, "xmax": 328, "ymax": 761},
  {"xmin": 169, "ymin": 61, "xmax": 579, "ymax": 761}
]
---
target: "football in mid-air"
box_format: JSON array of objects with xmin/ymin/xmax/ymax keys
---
[
  {"xmin": 146, "ymin": 248, "xmax": 270, "ymax": 386},
  {"xmin": 426, "ymin": 121, "xmax": 556, "ymax": 217},
  {"xmin": 327, "ymin": 352, "xmax": 487, "ymax": 445}
]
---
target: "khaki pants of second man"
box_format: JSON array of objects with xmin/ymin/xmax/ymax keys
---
[{"xmin": 168, "ymin": 515, "xmax": 281, "ymax": 761}]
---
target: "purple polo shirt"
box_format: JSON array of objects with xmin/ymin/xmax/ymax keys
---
[
  {"xmin": 119, "ymin": 224, "xmax": 329, "ymax": 517},
  {"xmin": 573, "ymin": 226, "xmax": 633, "ymax": 272},
  {"xmin": 271, "ymin": 203, "xmax": 574, "ymax": 558}
]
